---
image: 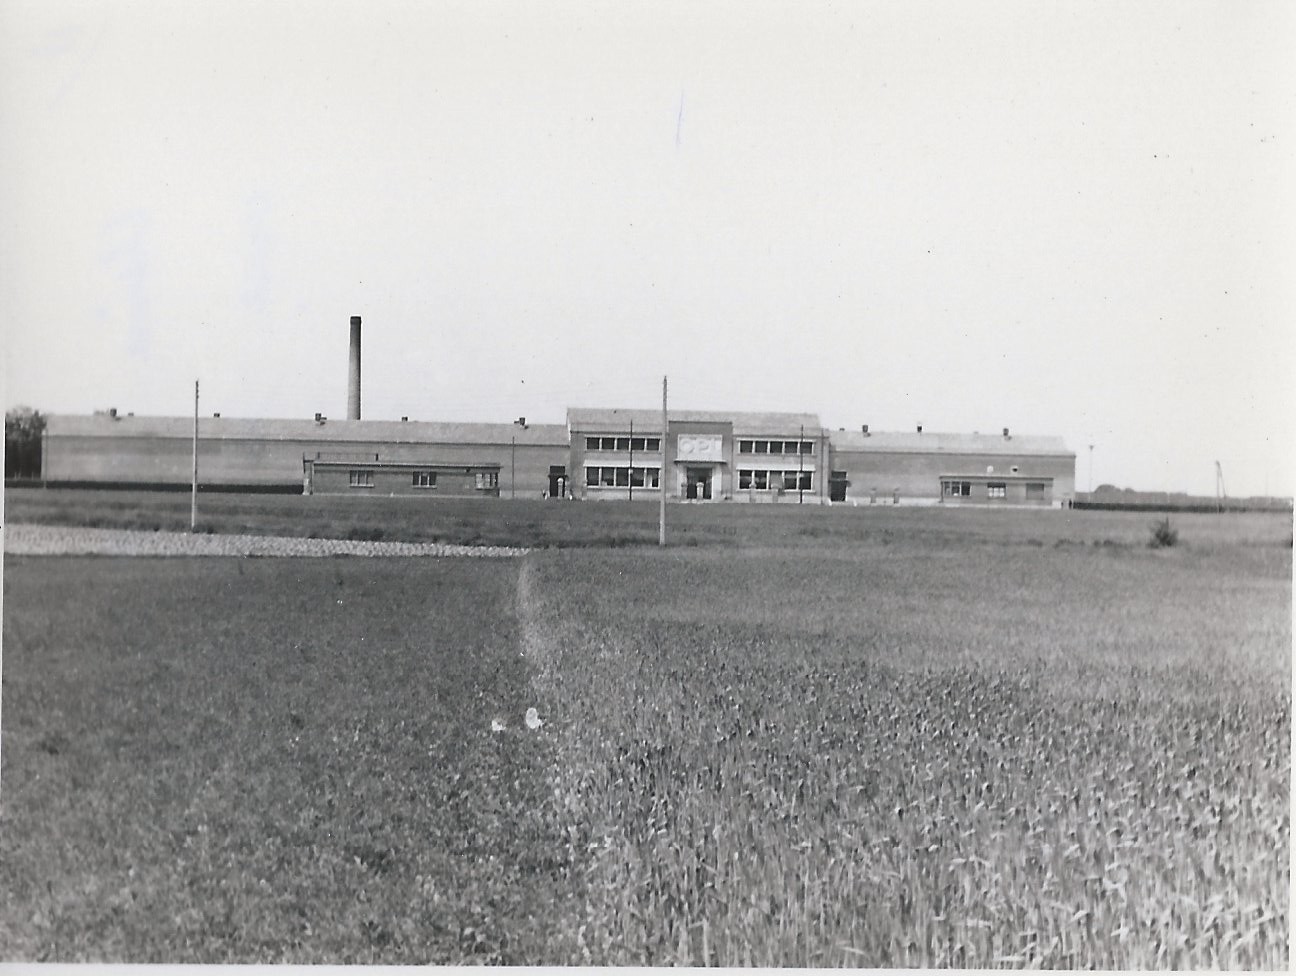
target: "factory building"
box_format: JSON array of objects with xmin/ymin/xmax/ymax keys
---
[
  {"xmin": 41, "ymin": 412, "xmax": 1074, "ymax": 507},
  {"xmin": 36, "ymin": 315, "xmax": 1076, "ymax": 507},
  {"xmin": 43, "ymin": 414, "xmax": 570, "ymax": 498},
  {"xmin": 827, "ymin": 426, "xmax": 1075, "ymax": 507}
]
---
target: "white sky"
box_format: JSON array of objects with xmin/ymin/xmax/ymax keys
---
[{"xmin": 2, "ymin": 0, "xmax": 1293, "ymax": 496}]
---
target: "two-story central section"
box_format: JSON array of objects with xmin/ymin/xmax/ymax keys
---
[{"xmin": 568, "ymin": 408, "xmax": 827, "ymax": 502}]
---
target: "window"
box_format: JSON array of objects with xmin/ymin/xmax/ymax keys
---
[
  {"xmin": 801, "ymin": 441, "xmax": 813, "ymax": 455},
  {"xmin": 754, "ymin": 440, "xmax": 768, "ymax": 454},
  {"xmin": 987, "ymin": 483, "xmax": 1007, "ymax": 499},
  {"xmin": 783, "ymin": 471, "xmax": 799, "ymax": 490},
  {"xmin": 586, "ymin": 467, "xmax": 599, "ymax": 487},
  {"xmin": 630, "ymin": 437, "xmax": 646, "ymax": 452},
  {"xmin": 785, "ymin": 441, "xmax": 801, "ymax": 455},
  {"xmin": 1026, "ymin": 483, "xmax": 1046, "ymax": 497},
  {"xmin": 739, "ymin": 440, "xmax": 753, "ymax": 454},
  {"xmin": 475, "ymin": 471, "xmax": 498, "ymax": 490},
  {"xmin": 645, "ymin": 437, "xmax": 661, "ymax": 453},
  {"xmin": 630, "ymin": 467, "xmax": 645, "ymax": 488},
  {"xmin": 615, "ymin": 468, "xmax": 630, "ymax": 487},
  {"xmin": 616, "ymin": 437, "xmax": 630, "ymax": 451},
  {"xmin": 602, "ymin": 437, "xmax": 617, "ymax": 451},
  {"xmin": 412, "ymin": 471, "xmax": 437, "ymax": 488},
  {"xmin": 798, "ymin": 472, "xmax": 813, "ymax": 490},
  {"xmin": 944, "ymin": 480, "xmax": 971, "ymax": 497},
  {"xmin": 601, "ymin": 467, "xmax": 615, "ymax": 486},
  {"xmin": 349, "ymin": 470, "xmax": 373, "ymax": 488},
  {"xmin": 754, "ymin": 470, "xmax": 768, "ymax": 489},
  {"xmin": 739, "ymin": 470, "xmax": 752, "ymax": 489},
  {"xmin": 586, "ymin": 437, "xmax": 600, "ymax": 451}
]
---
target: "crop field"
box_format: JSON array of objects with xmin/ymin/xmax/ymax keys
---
[{"xmin": 1, "ymin": 506, "xmax": 1291, "ymax": 965}]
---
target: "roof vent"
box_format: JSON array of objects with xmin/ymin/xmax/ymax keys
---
[
  {"xmin": 1003, "ymin": 427, "xmax": 1011, "ymax": 439},
  {"xmin": 212, "ymin": 412, "xmax": 220, "ymax": 418},
  {"xmin": 109, "ymin": 407, "xmax": 118, "ymax": 419},
  {"xmin": 314, "ymin": 412, "xmax": 326, "ymax": 424},
  {"xmin": 401, "ymin": 416, "xmax": 409, "ymax": 422},
  {"xmin": 862, "ymin": 424, "xmax": 870, "ymax": 436},
  {"xmin": 916, "ymin": 424, "xmax": 922, "ymax": 434},
  {"xmin": 515, "ymin": 416, "xmax": 527, "ymax": 428}
]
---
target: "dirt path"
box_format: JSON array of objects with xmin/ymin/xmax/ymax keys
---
[{"xmin": 2, "ymin": 523, "xmax": 527, "ymax": 558}]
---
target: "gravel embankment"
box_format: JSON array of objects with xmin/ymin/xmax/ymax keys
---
[{"xmin": 2, "ymin": 523, "xmax": 528, "ymax": 558}]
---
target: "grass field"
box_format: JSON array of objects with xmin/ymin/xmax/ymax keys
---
[
  {"xmin": 1, "ymin": 557, "xmax": 580, "ymax": 963},
  {"xmin": 1, "ymin": 502, "xmax": 1291, "ymax": 964},
  {"xmin": 6, "ymin": 485, "xmax": 1293, "ymax": 550}
]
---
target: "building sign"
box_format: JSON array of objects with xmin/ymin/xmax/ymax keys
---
[{"xmin": 676, "ymin": 434, "xmax": 724, "ymax": 462}]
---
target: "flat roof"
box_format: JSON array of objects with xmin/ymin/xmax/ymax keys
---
[
  {"xmin": 568, "ymin": 407, "xmax": 823, "ymax": 437},
  {"xmin": 830, "ymin": 429, "xmax": 1073, "ymax": 457},
  {"xmin": 45, "ymin": 414, "xmax": 569, "ymax": 447}
]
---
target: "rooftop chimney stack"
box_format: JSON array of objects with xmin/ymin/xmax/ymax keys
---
[{"xmin": 347, "ymin": 315, "xmax": 362, "ymax": 421}]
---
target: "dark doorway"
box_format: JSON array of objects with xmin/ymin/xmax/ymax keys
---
[
  {"xmin": 685, "ymin": 467, "xmax": 712, "ymax": 501},
  {"xmin": 829, "ymin": 470, "xmax": 848, "ymax": 503},
  {"xmin": 548, "ymin": 465, "xmax": 567, "ymax": 499}
]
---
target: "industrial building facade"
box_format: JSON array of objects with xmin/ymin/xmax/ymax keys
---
[
  {"xmin": 36, "ymin": 315, "xmax": 1075, "ymax": 507},
  {"xmin": 41, "ymin": 410, "xmax": 1075, "ymax": 507}
]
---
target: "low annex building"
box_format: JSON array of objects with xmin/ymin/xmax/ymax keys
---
[
  {"xmin": 40, "ymin": 411, "xmax": 1076, "ymax": 508},
  {"xmin": 827, "ymin": 426, "xmax": 1075, "ymax": 506}
]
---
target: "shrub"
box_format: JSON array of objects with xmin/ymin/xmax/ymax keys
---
[{"xmin": 1149, "ymin": 516, "xmax": 1179, "ymax": 548}]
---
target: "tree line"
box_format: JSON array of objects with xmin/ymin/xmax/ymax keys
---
[{"xmin": 5, "ymin": 407, "xmax": 45, "ymax": 479}]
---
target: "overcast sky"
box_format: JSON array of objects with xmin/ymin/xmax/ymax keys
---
[{"xmin": 2, "ymin": 1, "xmax": 1293, "ymax": 496}]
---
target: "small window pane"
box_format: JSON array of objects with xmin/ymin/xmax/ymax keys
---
[
  {"xmin": 615, "ymin": 467, "xmax": 630, "ymax": 486},
  {"xmin": 646, "ymin": 438, "xmax": 661, "ymax": 452},
  {"xmin": 754, "ymin": 441, "xmax": 767, "ymax": 454},
  {"xmin": 739, "ymin": 440, "xmax": 753, "ymax": 454},
  {"xmin": 616, "ymin": 437, "xmax": 630, "ymax": 451},
  {"xmin": 739, "ymin": 470, "xmax": 752, "ymax": 489},
  {"xmin": 586, "ymin": 437, "xmax": 599, "ymax": 451},
  {"xmin": 631, "ymin": 437, "xmax": 645, "ymax": 451},
  {"xmin": 630, "ymin": 467, "xmax": 645, "ymax": 487},
  {"xmin": 754, "ymin": 470, "xmax": 768, "ymax": 489},
  {"xmin": 586, "ymin": 468, "xmax": 599, "ymax": 486}
]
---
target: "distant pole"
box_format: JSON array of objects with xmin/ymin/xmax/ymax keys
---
[
  {"xmin": 511, "ymin": 436, "xmax": 516, "ymax": 499},
  {"xmin": 659, "ymin": 376, "xmax": 667, "ymax": 547},
  {"xmin": 798, "ymin": 423, "xmax": 804, "ymax": 504},
  {"xmin": 1087, "ymin": 444, "xmax": 1094, "ymax": 495},
  {"xmin": 191, "ymin": 380, "xmax": 199, "ymax": 532},
  {"xmin": 628, "ymin": 417, "xmax": 634, "ymax": 502}
]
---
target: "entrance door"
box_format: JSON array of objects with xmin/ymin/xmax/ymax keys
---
[
  {"xmin": 686, "ymin": 466, "xmax": 712, "ymax": 501},
  {"xmin": 548, "ymin": 466, "xmax": 567, "ymax": 499},
  {"xmin": 829, "ymin": 471, "xmax": 848, "ymax": 503}
]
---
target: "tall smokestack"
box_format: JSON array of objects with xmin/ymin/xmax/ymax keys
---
[{"xmin": 347, "ymin": 315, "xmax": 362, "ymax": 420}]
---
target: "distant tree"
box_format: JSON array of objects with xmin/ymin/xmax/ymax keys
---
[{"xmin": 5, "ymin": 406, "xmax": 46, "ymax": 479}]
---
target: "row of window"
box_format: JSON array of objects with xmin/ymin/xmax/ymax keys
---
[
  {"xmin": 942, "ymin": 480, "xmax": 1046, "ymax": 498},
  {"xmin": 738, "ymin": 469, "xmax": 813, "ymax": 491},
  {"xmin": 738, "ymin": 439, "xmax": 813, "ymax": 456},
  {"xmin": 586, "ymin": 465, "xmax": 662, "ymax": 488},
  {"xmin": 348, "ymin": 470, "xmax": 497, "ymax": 490},
  {"xmin": 585, "ymin": 436, "xmax": 662, "ymax": 453}
]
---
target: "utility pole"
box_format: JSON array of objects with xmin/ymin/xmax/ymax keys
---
[
  {"xmin": 511, "ymin": 436, "xmax": 516, "ymax": 499},
  {"xmin": 191, "ymin": 380, "xmax": 199, "ymax": 532},
  {"xmin": 1087, "ymin": 444, "xmax": 1094, "ymax": 496},
  {"xmin": 628, "ymin": 417, "xmax": 634, "ymax": 502},
  {"xmin": 659, "ymin": 376, "xmax": 667, "ymax": 547}
]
